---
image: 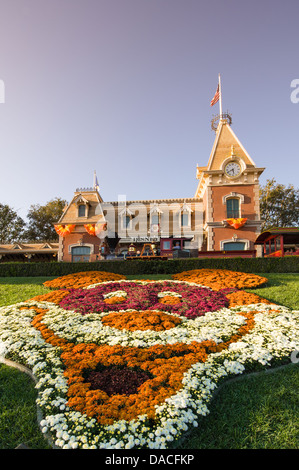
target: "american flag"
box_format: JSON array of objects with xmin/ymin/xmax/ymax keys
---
[{"xmin": 210, "ymin": 84, "xmax": 220, "ymax": 106}]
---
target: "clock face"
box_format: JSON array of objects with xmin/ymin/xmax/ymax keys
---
[{"xmin": 224, "ymin": 161, "xmax": 241, "ymax": 177}]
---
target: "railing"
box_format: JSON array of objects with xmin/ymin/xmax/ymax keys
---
[{"xmin": 198, "ymin": 250, "xmax": 256, "ymax": 258}]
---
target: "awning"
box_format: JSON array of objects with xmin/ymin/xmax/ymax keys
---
[{"xmin": 254, "ymin": 227, "xmax": 299, "ymax": 244}]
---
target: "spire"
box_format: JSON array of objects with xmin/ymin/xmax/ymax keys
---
[{"xmin": 93, "ymin": 171, "xmax": 100, "ymax": 192}]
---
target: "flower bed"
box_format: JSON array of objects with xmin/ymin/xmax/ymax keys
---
[
  {"xmin": 43, "ymin": 271, "xmax": 126, "ymax": 289},
  {"xmin": 58, "ymin": 281, "xmax": 229, "ymax": 319},
  {"xmin": 172, "ymin": 269, "xmax": 268, "ymax": 290},
  {"xmin": 0, "ymin": 270, "xmax": 298, "ymax": 449}
]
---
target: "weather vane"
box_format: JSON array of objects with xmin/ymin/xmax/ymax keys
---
[{"xmin": 211, "ymin": 111, "xmax": 232, "ymax": 131}]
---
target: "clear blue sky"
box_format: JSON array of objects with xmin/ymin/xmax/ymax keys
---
[{"xmin": 0, "ymin": 0, "xmax": 298, "ymax": 220}]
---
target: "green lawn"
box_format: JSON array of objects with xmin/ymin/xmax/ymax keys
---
[
  {"xmin": 0, "ymin": 272, "xmax": 298, "ymax": 449},
  {"xmin": 248, "ymin": 273, "xmax": 299, "ymax": 310},
  {"xmin": 176, "ymin": 363, "xmax": 299, "ymax": 449},
  {"xmin": 0, "ymin": 364, "xmax": 51, "ymax": 449},
  {"xmin": 0, "ymin": 276, "xmax": 57, "ymax": 307}
]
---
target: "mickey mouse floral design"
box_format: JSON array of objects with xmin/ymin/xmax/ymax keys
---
[{"xmin": 0, "ymin": 269, "xmax": 298, "ymax": 449}]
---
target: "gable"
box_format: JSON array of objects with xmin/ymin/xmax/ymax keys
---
[
  {"xmin": 207, "ymin": 120, "xmax": 256, "ymax": 171},
  {"xmin": 57, "ymin": 190, "xmax": 105, "ymax": 224}
]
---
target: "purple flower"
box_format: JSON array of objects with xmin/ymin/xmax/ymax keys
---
[{"xmin": 59, "ymin": 281, "xmax": 229, "ymax": 319}]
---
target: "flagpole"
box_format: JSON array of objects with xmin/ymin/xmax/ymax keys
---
[{"xmin": 218, "ymin": 73, "xmax": 223, "ymax": 118}]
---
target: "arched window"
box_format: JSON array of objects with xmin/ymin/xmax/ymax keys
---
[
  {"xmin": 223, "ymin": 241, "xmax": 245, "ymax": 251},
  {"xmin": 71, "ymin": 245, "xmax": 91, "ymax": 262},
  {"xmin": 226, "ymin": 198, "xmax": 240, "ymax": 218}
]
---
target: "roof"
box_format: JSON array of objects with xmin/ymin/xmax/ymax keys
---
[
  {"xmin": 207, "ymin": 119, "xmax": 256, "ymax": 171},
  {"xmin": 195, "ymin": 119, "xmax": 265, "ymax": 198},
  {"xmin": 0, "ymin": 242, "xmax": 59, "ymax": 254},
  {"xmin": 57, "ymin": 190, "xmax": 104, "ymax": 224},
  {"xmin": 254, "ymin": 227, "xmax": 299, "ymax": 244},
  {"xmin": 105, "ymin": 197, "xmax": 201, "ymax": 206},
  {"xmin": 57, "ymin": 191, "xmax": 202, "ymax": 225}
]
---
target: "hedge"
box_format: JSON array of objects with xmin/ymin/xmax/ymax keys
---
[{"xmin": 0, "ymin": 257, "xmax": 298, "ymax": 277}]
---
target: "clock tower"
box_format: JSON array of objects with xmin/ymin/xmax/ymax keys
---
[{"xmin": 196, "ymin": 116, "xmax": 264, "ymax": 255}]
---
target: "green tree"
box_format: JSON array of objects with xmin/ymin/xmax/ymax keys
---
[
  {"xmin": 24, "ymin": 198, "xmax": 67, "ymax": 241},
  {"xmin": 260, "ymin": 179, "xmax": 299, "ymax": 230},
  {"xmin": 0, "ymin": 203, "xmax": 26, "ymax": 243}
]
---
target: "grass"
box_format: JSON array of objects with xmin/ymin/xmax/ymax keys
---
[
  {"xmin": 0, "ymin": 364, "xmax": 51, "ymax": 449},
  {"xmin": 0, "ymin": 276, "xmax": 57, "ymax": 307},
  {"xmin": 177, "ymin": 363, "xmax": 299, "ymax": 449},
  {"xmin": 248, "ymin": 272, "xmax": 299, "ymax": 310},
  {"xmin": 0, "ymin": 272, "xmax": 298, "ymax": 449}
]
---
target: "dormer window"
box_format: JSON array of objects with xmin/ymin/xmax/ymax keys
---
[
  {"xmin": 122, "ymin": 215, "xmax": 132, "ymax": 230},
  {"xmin": 78, "ymin": 204, "xmax": 86, "ymax": 217},
  {"xmin": 180, "ymin": 202, "xmax": 192, "ymax": 229},
  {"xmin": 151, "ymin": 214, "xmax": 159, "ymax": 225},
  {"xmin": 149, "ymin": 203, "xmax": 163, "ymax": 233},
  {"xmin": 74, "ymin": 194, "xmax": 90, "ymax": 218},
  {"xmin": 181, "ymin": 213, "xmax": 190, "ymax": 227}
]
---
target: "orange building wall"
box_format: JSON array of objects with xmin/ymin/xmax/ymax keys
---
[
  {"xmin": 62, "ymin": 232, "xmax": 102, "ymax": 262},
  {"xmin": 210, "ymin": 184, "xmax": 258, "ymax": 251},
  {"xmin": 211, "ymin": 184, "xmax": 257, "ymax": 221},
  {"xmin": 212, "ymin": 226, "xmax": 257, "ymax": 251}
]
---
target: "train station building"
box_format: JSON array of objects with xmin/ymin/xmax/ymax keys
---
[{"xmin": 54, "ymin": 116, "xmax": 265, "ymax": 262}]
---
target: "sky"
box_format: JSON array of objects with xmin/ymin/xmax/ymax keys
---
[{"xmin": 0, "ymin": 0, "xmax": 298, "ymax": 221}]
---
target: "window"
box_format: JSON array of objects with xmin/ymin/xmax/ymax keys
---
[
  {"xmin": 162, "ymin": 240, "xmax": 171, "ymax": 250},
  {"xmin": 151, "ymin": 214, "xmax": 159, "ymax": 225},
  {"xmin": 226, "ymin": 198, "xmax": 240, "ymax": 218},
  {"xmin": 122, "ymin": 215, "xmax": 131, "ymax": 229},
  {"xmin": 223, "ymin": 242, "xmax": 245, "ymax": 251},
  {"xmin": 181, "ymin": 213, "xmax": 189, "ymax": 227},
  {"xmin": 71, "ymin": 245, "xmax": 91, "ymax": 262},
  {"xmin": 78, "ymin": 204, "xmax": 86, "ymax": 217}
]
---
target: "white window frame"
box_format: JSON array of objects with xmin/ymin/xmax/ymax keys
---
[
  {"xmin": 223, "ymin": 192, "xmax": 245, "ymax": 219},
  {"xmin": 68, "ymin": 243, "xmax": 94, "ymax": 254},
  {"xmin": 78, "ymin": 204, "xmax": 87, "ymax": 217},
  {"xmin": 180, "ymin": 202, "xmax": 192, "ymax": 229},
  {"xmin": 220, "ymin": 238, "xmax": 250, "ymax": 250}
]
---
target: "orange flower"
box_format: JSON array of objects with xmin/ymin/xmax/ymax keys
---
[
  {"xmin": 102, "ymin": 310, "xmax": 182, "ymax": 331},
  {"xmin": 227, "ymin": 290, "xmax": 274, "ymax": 307},
  {"xmin": 29, "ymin": 289, "xmax": 70, "ymax": 304},
  {"xmin": 103, "ymin": 296, "xmax": 127, "ymax": 305},
  {"xmin": 158, "ymin": 295, "xmax": 181, "ymax": 305},
  {"xmin": 172, "ymin": 269, "xmax": 268, "ymax": 290},
  {"xmin": 43, "ymin": 271, "xmax": 126, "ymax": 289}
]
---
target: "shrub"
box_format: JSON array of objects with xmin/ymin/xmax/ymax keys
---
[{"xmin": 0, "ymin": 256, "xmax": 298, "ymax": 277}]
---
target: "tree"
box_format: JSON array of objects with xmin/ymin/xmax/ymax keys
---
[
  {"xmin": 260, "ymin": 179, "xmax": 299, "ymax": 230},
  {"xmin": 24, "ymin": 198, "xmax": 68, "ymax": 241},
  {"xmin": 0, "ymin": 203, "xmax": 26, "ymax": 243}
]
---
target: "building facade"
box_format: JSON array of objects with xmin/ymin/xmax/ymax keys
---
[{"xmin": 55, "ymin": 117, "xmax": 264, "ymax": 261}]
